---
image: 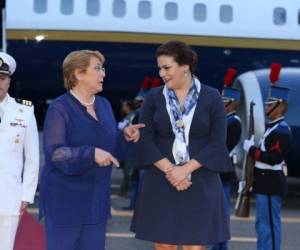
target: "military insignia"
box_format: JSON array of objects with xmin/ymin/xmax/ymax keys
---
[
  {"xmin": 15, "ymin": 118, "xmax": 26, "ymax": 128},
  {"xmin": 0, "ymin": 58, "xmax": 3, "ymax": 67},
  {"xmin": 10, "ymin": 122, "xmax": 18, "ymax": 127},
  {"xmin": 23, "ymin": 100, "xmax": 32, "ymax": 106},
  {"xmin": 15, "ymin": 134, "xmax": 20, "ymax": 144},
  {"xmin": 15, "ymin": 98, "xmax": 32, "ymax": 106},
  {"xmin": 10, "ymin": 119, "xmax": 26, "ymax": 128},
  {"xmin": 175, "ymin": 119, "xmax": 184, "ymax": 128}
]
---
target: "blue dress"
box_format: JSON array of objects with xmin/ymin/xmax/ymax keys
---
[
  {"xmin": 129, "ymin": 85, "xmax": 233, "ymax": 245},
  {"xmin": 39, "ymin": 92, "xmax": 122, "ymax": 249}
]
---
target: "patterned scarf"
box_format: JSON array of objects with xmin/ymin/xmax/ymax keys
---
[{"xmin": 164, "ymin": 76, "xmax": 200, "ymax": 164}]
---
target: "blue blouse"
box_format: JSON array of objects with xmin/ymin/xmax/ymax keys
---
[{"xmin": 40, "ymin": 92, "xmax": 119, "ymax": 226}]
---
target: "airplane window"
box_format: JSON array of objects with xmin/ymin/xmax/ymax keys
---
[
  {"xmin": 165, "ymin": 2, "xmax": 178, "ymax": 21},
  {"xmin": 34, "ymin": 0, "xmax": 47, "ymax": 13},
  {"xmin": 220, "ymin": 5, "xmax": 233, "ymax": 23},
  {"xmin": 113, "ymin": 0, "xmax": 126, "ymax": 18},
  {"xmin": 194, "ymin": 3, "xmax": 207, "ymax": 22},
  {"xmin": 138, "ymin": 1, "xmax": 151, "ymax": 19},
  {"xmin": 274, "ymin": 7, "xmax": 286, "ymax": 26},
  {"xmin": 60, "ymin": 0, "xmax": 74, "ymax": 15},
  {"xmin": 298, "ymin": 10, "xmax": 300, "ymax": 25},
  {"xmin": 87, "ymin": 0, "xmax": 100, "ymax": 16}
]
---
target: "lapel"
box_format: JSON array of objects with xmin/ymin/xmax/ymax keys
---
[{"xmin": 189, "ymin": 84, "xmax": 205, "ymax": 132}]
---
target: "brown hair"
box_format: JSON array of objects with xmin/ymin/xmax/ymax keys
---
[
  {"xmin": 156, "ymin": 41, "xmax": 198, "ymax": 72},
  {"xmin": 63, "ymin": 50, "xmax": 105, "ymax": 90}
]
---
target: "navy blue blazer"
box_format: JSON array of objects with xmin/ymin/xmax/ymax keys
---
[
  {"xmin": 40, "ymin": 92, "xmax": 119, "ymax": 226},
  {"xmin": 131, "ymin": 84, "xmax": 232, "ymax": 172},
  {"xmin": 130, "ymin": 84, "xmax": 233, "ymax": 244}
]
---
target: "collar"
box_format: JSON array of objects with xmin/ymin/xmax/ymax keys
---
[
  {"xmin": 0, "ymin": 94, "xmax": 9, "ymax": 112},
  {"xmin": 227, "ymin": 111, "xmax": 236, "ymax": 117},
  {"xmin": 267, "ymin": 116, "xmax": 285, "ymax": 128},
  {"xmin": 192, "ymin": 75, "xmax": 201, "ymax": 94},
  {"xmin": 163, "ymin": 75, "xmax": 201, "ymax": 94}
]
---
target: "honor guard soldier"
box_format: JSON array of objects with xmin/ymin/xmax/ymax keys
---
[
  {"xmin": 207, "ymin": 68, "xmax": 242, "ymax": 250},
  {"xmin": 0, "ymin": 52, "xmax": 39, "ymax": 250},
  {"xmin": 243, "ymin": 63, "xmax": 292, "ymax": 250}
]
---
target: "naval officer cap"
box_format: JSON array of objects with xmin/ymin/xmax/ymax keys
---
[{"xmin": 0, "ymin": 52, "xmax": 17, "ymax": 76}]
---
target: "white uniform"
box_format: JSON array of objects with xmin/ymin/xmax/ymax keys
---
[{"xmin": 0, "ymin": 94, "xmax": 39, "ymax": 250}]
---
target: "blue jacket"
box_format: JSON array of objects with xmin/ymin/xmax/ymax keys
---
[
  {"xmin": 129, "ymin": 84, "xmax": 233, "ymax": 244},
  {"xmin": 40, "ymin": 92, "xmax": 119, "ymax": 226}
]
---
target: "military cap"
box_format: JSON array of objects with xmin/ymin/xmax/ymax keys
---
[
  {"xmin": 222, "ymin": 87, "xmax": 240, "ymax": 103},
  {"xmin": 0, "ymin": 52, "xmax": 17, "ymax": 76},
  {"xmin": 134, "ymin": 76, "xmax": 152, "ymax": 101},
  {"xmin": 265, "ymin": 85, "xmax": 290, "ymax": 105}
]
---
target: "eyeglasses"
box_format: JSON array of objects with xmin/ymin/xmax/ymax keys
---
[{"xmin": 94, "ymin": 65, "xmax": 105, "ymax": 73}]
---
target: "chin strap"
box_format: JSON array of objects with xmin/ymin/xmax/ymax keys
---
[
  {"xmin": 266, "ymin": 101, "xmax": 281, "ymax": 116},
  {"xmin": 225, "ymin": 100, "xmax": 233, "ymax": 108}
]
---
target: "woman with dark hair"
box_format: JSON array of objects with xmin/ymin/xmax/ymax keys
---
[{"xmin": 130, "ymin": 41, "xmax": 233, "ymax": 250}]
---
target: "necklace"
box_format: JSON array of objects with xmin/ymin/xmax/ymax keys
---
[{"xmin": 70, "ymin": 90, "xmax": 95, "ymax": 106}]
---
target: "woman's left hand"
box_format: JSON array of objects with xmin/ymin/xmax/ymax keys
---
[
  {"xmin": 124, "ymin": 123, "xmax": 145, "ymax": 142},
  {"xmin": 175, "ymin": 178, "xmax": 192, "ymax": 191},
  {"xmin": 166, "ymin": 166, "xmax": 190, "ymax": 187}
]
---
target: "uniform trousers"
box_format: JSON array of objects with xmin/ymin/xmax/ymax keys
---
[
  {"xmin": 256, "ymin": 194, "xmax": 282, "ymax": 250},
  {"xmin": 45, "ymin": 218, "xmax": 107, "ymax": 250},
  {"xmin": 206, "ymin": 180, "xmax": 231, "ymax": 250},
  {"xmin": 0, "ymin": 215, "xmax": 19, "ymax": 250}
]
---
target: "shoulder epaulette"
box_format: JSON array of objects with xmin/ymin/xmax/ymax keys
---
[
  {"xmin": 279, "ymin": 120, "xmax": 289, "ymax": 127},
  {"xmin": 233, "ymin": 114, "xmax": 241, "ymax": 122},
  {"xmin": 15, "ymin": 98, "xmax": 32, "ymax": 106}
]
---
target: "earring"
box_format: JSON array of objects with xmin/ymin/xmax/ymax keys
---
[{"xmin": 184, "ymin": 71, "xmax": 188, "ymax": 77}]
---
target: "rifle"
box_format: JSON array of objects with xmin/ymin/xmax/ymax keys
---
[{"xmin": 235, "ymin": 101, "xmax": 255, "ymax": 217}]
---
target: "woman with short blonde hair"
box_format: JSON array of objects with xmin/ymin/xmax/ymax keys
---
[{"xmin": 40, "ymin": 49, "xmax": 143, "ymax": 250}]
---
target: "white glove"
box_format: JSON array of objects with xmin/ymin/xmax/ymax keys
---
[
  {"xmin": 237, "ymin": 181, "xmax": 246, "ymax": 193},
  {"xmin": 243, "ymin": 135, "xmax": 255, "ymax": 152}
]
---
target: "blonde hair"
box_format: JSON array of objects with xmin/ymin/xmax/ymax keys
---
[{"xmin": 63, "ymin": 50, "xmax": 105, "ymax": 90}]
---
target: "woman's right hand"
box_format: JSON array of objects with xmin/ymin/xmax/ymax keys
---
[
  {"xmin": 95, "ymin": 148, "xmax": 120, "ymax": 167},
  {"xmin": 164, "ymin": 167, "xmax": 192, "ymax": 191},
  {"xmin": 175, "ymin": 178, "xmax": 192, "ymax": 191}
]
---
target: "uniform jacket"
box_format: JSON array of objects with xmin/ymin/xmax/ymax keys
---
[
  {"xmin": 220, "ymin": 112, "xmax": 241, "ymax": 181},
  {"xmin": 226, "ymin": 112, "xmax": 242, "ymax": 154},
  {"xmin": 0, "ymin": 95, "xmax": 39, "ymax": 215},
  {"xmin": 129, "ymin": 84, "xmax": 233, "ymax": 244},
  {"xmin": 249, "ymin": 118, "xmax": 292, "ymax": 197}
]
